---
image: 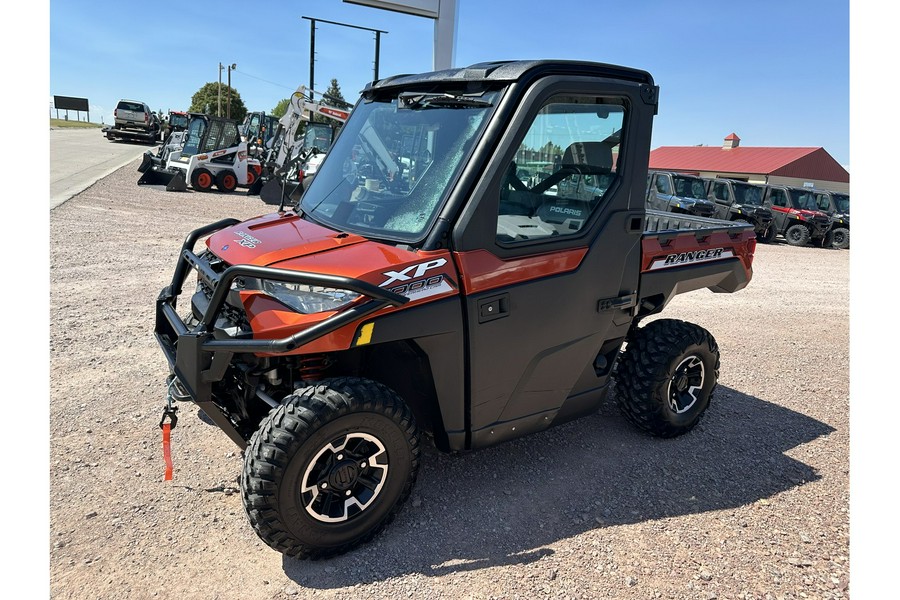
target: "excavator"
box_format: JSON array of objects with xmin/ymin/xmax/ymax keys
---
[{"xmin": 251, "ymin": 86, "xmax": 352, "ymax": 205}]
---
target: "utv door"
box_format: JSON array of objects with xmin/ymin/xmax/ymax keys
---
[
  {"xmin": 647, "ymin": 173, "xmax": 675, "ymax": 212},
  {"xmin": 765, "ymin": 187, "xmax": 792, "ymax": 233},
  {"xmin": 710, "ymin": 180, "xmax": 734, "ymax": 220},
  {"xmin": 451, "ymin": 77, "xmax": 653, "ymax": 449}
]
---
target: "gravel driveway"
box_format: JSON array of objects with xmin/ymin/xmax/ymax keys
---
[{"xmin": 49, "ymin": 161, "xmax": 849, "ymax": 599}]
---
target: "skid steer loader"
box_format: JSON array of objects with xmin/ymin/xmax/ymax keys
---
[{"xmin": 138, "ymin": 113, "xmax": 262, "ymax": 193}]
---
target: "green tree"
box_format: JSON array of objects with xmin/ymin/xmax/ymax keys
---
[
  {"xmin": 312, "ymin": 78, "xmax": 350, "ymax": 125},
  {"xmin": 271, "ymin": 98, "xmax": 290, "ymax": 118},
  {"xmin": 189, "ymin": 82, "xmax": 248, "ymax": 122},
  {"xmin": 323, "ymin": 78, "xmax": 348, "ymax": 107}
]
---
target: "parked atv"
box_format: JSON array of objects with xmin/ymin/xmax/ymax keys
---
[
  {"xmin": 154, "ymin": 60, "xmax": 756, "ymax": 559},
  {"xmin": 812, "ymin": 189, "xmax": 850, "ymax": 249},
  {"xmin": 707, "ymin": 179, "xmax": 775, "ymax": 242},
  {"xmin": 760, "ymin": 184, "xmax": 832, "ymax": 246},
  {"xmin": 646, "ymin": 171, "xmax": 717, "ymax": 218}
]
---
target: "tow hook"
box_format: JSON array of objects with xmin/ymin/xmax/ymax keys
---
[{"xmin": 159, "ymin": 376, "xmax": 182, "ymax": 430}]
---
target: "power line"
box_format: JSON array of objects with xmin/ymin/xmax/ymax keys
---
[{"xmin": 231, "ymin": 68, "xmax": 296, "ymax": 91}]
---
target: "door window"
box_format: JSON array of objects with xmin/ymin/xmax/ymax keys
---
[
  {"xmin": 497, "ymin": 96, "xmax": 625, "ymax": 243},
  {"xmin": 769, "ymin": 188, "xmax": 788, "ymax": 207},
  {"xmin": 713, "ymin": 182, "xmax": 730, "ymax": 204},
  {"xmin": 655, "ymin": 175, "xmax": 671, "ymax": 195}
]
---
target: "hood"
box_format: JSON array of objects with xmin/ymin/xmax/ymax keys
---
[
  {"xmin": 205, "ymin": 211, "xmax": 457, "ymax": 294},
  {"xmin": 737, "ymin": 205, "xmax": 772, "ymax": 216},
  {"xmin": 207, "ymin": 212, "xmax": 368, "ymax": 266},
  {"xmin": 673, "ymin": 195, "xmax": 713, "ymax": 205},
  {"xmin": 796, "ymin": 209, "xmax": 828, "ymax": 220}
]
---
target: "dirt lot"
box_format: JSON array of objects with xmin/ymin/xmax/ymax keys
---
[{"xmin": 49, "ymin": 161, "xmax": 849, "ymax": 599}]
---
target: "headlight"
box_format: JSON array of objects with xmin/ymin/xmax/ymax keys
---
[{"xmin": 262, "ymin": 281, "xmax": 360, "ymax": 314}]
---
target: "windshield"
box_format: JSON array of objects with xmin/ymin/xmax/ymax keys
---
[
  {"xmin": 170, "ymin": 113, "xmax": 189, "ymax": 128},
  {"xmin": 832, "ymin": 193, "xmax": 850, "ymax": 213},
  {"xmin": 672, "ymin": 176, "xmax": 707, "ymax": 200},
  {"xmin": 304, "ymin": 123, "xmax": 335, "ymax": 153},
  {"xmin": 733, "ymin": 182, "xmax": 763, "ymax": 206},
  {"xmin": 181, "ymin": 118, "xmax": 207, "ymax": 156},
  {"xmin": 790, "ymin": 189, "xmax": 819, "ymax": 211},
  {"xmin": 299, "ymin": 89, "xmax": 500, "ymax": 243}
]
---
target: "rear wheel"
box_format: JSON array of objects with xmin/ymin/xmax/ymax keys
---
[
  {"xmin": 614, "ymin": 319, "xmax": 720, "ymax": 438},
  {"xmin": 190, "ymin": 168, "xmax": 214, "ymax": 192},
  {"xmin": 216, "ymin": 170, "xmax": 238, "ymax": 193},
  {"xmin": 241, "ymin": 377, "xmax": 420, "ymax": 559},
  {"xmin": 785, "ymin": 223, "xmax": 811, "ymax": 246}
]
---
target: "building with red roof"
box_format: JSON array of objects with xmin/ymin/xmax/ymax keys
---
[{"xmin": 649, "ymin": 133, "xmax": 849, "ymax": 193}]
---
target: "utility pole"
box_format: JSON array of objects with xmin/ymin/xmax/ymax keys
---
[
  {"xmin": 218, "ymin": 62, "xmax": 224, "ymax": 117},
  {"xmin": 226, "ymin": 63, "xmax": 236, "ymax": 119}
]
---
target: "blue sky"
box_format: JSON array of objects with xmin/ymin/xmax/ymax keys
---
[{"xmin": 49, "ymin": 0, "xmax": 849, "ymax": 166}]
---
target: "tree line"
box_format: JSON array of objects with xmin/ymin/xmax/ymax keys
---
[{"xmin": 185, "ymin": 78, "xmax": 348, "ymax": 123}]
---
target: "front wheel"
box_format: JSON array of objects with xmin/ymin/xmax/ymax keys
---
[
  {"xmin": 614, "ymin": 319, "xmax": 720, "ymax": 438},
  {"xmin": 190, "ymin": 168, "xmax": 214, "ymax": 192},
  {"xmin": 785, "ymin": 223, "xmax": 811, "ymax": 246},
  {"xmin": 758, "ymin": 224, "xmax": 777, "ymax": 244},
  {"xmin": 829, "ymin": 227, "xmax": 849, "ymax": 249},
  {"xmin": 241, "ymin": 377, "xmax": 420, "ymax": 559}
]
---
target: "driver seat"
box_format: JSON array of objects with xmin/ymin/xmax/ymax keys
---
[{"xmin": 560, "ymin": 141, "xmax": 614, "ymax": 174}]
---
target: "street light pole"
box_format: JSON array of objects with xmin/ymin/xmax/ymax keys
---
[{"xmin": 218, "ymin": 62, "xmax": 223, "ymax": 117}]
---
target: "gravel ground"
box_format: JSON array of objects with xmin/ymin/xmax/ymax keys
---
[{"xmin": 49, "ymin": 161, "xmax": 849, "ymax": 599}]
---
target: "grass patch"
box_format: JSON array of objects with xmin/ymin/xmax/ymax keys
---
[{"xmin": 50, "ymin": 119, "xmax": 104, "ymax": 129}]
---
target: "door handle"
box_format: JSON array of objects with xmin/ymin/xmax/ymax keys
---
[{"xmin": 477, "ymin": 293, "xmax": 509, "ymax": 323}]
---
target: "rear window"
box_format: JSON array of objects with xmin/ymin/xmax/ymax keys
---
[{"xmin": 117, "ymin": 101, "xmax": 145, "ymax": 112}]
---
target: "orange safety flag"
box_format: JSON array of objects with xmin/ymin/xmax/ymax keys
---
[{"xmin": 162, "ymin": 423, "xmax": 174, "ymax": 481}]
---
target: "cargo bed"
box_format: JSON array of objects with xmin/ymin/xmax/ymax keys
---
[{"xmin": 636, "ymin": 209, "xmax": 756, "ymax": 314}]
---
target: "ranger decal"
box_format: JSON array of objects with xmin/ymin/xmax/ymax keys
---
[{"xmin": 648, "ymin": 247, "xmax": 734, "ymax": 271}]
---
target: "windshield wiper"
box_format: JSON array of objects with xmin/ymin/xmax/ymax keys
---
[{"xmin": 398, "ymin": 92, "xmax": 494, "ymax": 109}]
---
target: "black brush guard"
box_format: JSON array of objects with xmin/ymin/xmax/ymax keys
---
[{"xmin": 154, "ymin": 218, "xmax": 409, "ymax": 446}]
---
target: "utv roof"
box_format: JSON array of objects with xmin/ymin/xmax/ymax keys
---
[{"xmin": 363, "ymin": 60, "xmax": 655, "ymax": 92}]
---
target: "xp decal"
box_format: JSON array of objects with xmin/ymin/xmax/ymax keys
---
[
  {"xmin": 380, "ymin": 258, "xmax": 454, "ymax": 300},
  {"xmin": 380, "ymin": 259, "xmax": 447, "ymax": 287}
]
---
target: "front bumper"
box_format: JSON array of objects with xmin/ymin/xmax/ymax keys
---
[
  {"xmin": 154, "ymin": 218, "xmax": 408, "ymax": 445},
  {"xmin": 809, "ymin": 217, "xmax": 831, "ymax": 237}
]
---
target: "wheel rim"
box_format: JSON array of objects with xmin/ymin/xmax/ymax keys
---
[
  {"xmin": 300, "ymin": 432, "xmax": 389, "ymax": 523},
  {"xmin": 225, "ymin": 175, "xmax": 236, "ymax": 189},
  {"xmin": 834, "ymin": 231, "xmax": 846, "ymax": 244},
  {"xmin": 198, "ymin": 173, "xmax": 211, "ymax": 188},
  {"xmin": 667, "ymin": 355, "xmax": 705, "ymax": 414}
]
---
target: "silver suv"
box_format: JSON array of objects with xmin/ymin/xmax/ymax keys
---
[{"xmin": 114, "ymin": 99, "xmax": 153, "ymax": 132}]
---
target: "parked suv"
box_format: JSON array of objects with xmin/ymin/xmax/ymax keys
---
[
  {"xmin": 114, "ymin": 99, "xmax": 154, "ymax": 134},
  {"xmin": 707, "ymin": 179, "xmax": 774, "ymax": 241},
  {"xmin": 646, "ymin": 171, "xmax": 716, "ymax": 217},
  {"xmin": 761, "ymin": 184, "xmax": 831, "ymax": 246}
]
